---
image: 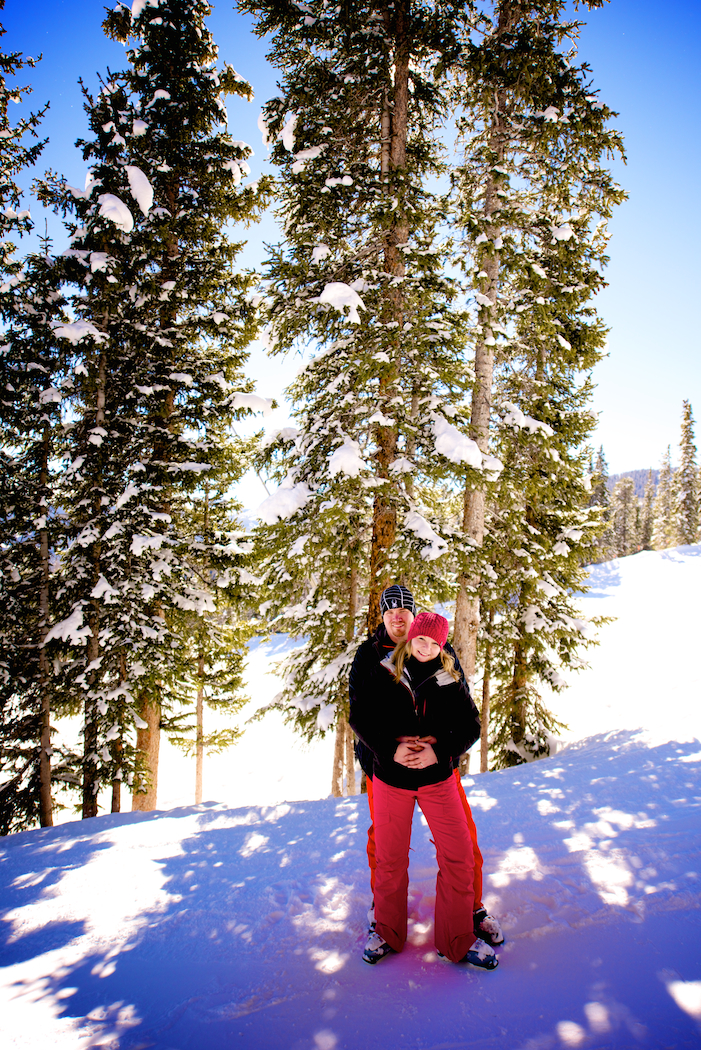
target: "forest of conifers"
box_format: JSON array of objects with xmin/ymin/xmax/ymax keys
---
[{"xmin": 1, "ymin": 0, "xmax": 699, "ymax": 835}]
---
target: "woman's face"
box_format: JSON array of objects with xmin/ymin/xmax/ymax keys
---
[{"xmin": 411, "ymin": 635, "xmax": 441, "ymax": 662}]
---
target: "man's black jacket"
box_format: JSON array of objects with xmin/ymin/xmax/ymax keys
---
[{"xmin": 349, "ymin": 624, "xmax": 480, "ymax": 784}]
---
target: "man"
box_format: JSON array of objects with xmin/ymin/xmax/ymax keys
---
[{"xmin": 349, "ymin": 583, "xmax": 504, "ymax": 951}]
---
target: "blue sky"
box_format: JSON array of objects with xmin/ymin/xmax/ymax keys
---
[{"xmin": 3, "ymin": 0, "xmax": 700, "ymax": 478}]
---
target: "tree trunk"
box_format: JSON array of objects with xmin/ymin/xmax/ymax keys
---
[
  {"xmin": 367, "ymin": 0, "xmax": 411, "ymax": 633},
  {"xmin": 195, "ymin": 650, "xmax": 204, "ymax": 805},
  {"xmin": 131, "ymin": 693, "xmax": 160, "ymax": 810},
  {"xmin": 111, "ymin": 649, "xmax": 127, "ymax": 813},
  {"xmin": 480, "ymin": 610, "xmax": 494, "ymax": 774},
  {"xmin": 331, "ymin": 716, "xmax": 345, "ymax": 797},
  {"xmin": 453, "ymin": 2, "xmax": 516, "ymax": 683},
  {"xmin": 131, "ymin": 179, "xmax": 181, "ymax": 810},
  {"xmin": 83, "ymin": 347, "xmax": 107, "ymax": 819},
  {"xmin": 345, "ymin": 719, "xmax": 356, "ymax": 795},
  {"xmin": 509, "ymin": 635, "xmax": 528, "ymax": 760},
  {"xmin": 38, "ymin": 423, "xmax": 53, "ymax": 826}
]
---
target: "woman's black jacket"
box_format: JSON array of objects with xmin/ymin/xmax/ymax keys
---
[{"xmin": 349, "ymin": 648, "xmax": 481, "ymax": 791}]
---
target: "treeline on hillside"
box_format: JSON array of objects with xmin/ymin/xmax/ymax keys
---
[
  {"xmin": 588, "ymin": 401, "xmax": 700, "ymax": 562},
  {"xmin": 607, "ymin": 468, "xmax": 658, "ymax": 499},
  {"xmin": 2, "ymin": 0, "xmax": 626, "ymax": 833}
]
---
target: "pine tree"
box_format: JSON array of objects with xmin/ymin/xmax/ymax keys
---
[
  {"xmin": 610, "ymin": 477, "xmax": 639, "ymax": 557},
  {"xmin": 0, "ymin": 248, "xmax": 74, "ymax": 834},
  {"xmin": 448, "ymin": 0, "xmax": 623, "ymax": 766},
  {"xmin": 671, "ymin": 400, "xmax": 698, "ymax": 545},
  {"xmin": 588, "ymin": 446, "xmax": 612, "ymax": 562},
  {"xmin": 639, "ymin": 469, "xmax": 655, "ymax": 550},
  {"xmin": 241, "ymin": 0, "xmax": 485, "ymax": 786},
  {"xmin": 652, "ymin": 446, "xmax": 674, "ymax": 550},
  {"xmin": 451, "ymin": 0, "xmax": 625, "ymax": 683},
  {"xmin": 0, "ymin": 14, "xmax": 64, "ymax": 834},
  {"xmin": 36, "ymin": 0, "xmax": 269, "ymax": 818}
]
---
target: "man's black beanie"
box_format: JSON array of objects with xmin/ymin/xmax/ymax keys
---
[{"xmin": 380, "ymin": 584, "xmax": 416, "ymax": 616}]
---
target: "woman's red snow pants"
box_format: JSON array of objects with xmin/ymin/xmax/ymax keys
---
[
  {"xmin": 372, "ymin": 774, "xmax": 477, "ymax": 963},
  {"xmin": 366, "ymin": 769, "xmax": 483, "ymax": 908}
]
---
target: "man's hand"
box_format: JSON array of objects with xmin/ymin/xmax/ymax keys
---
[{"xmin": 394, "ymin": 741, "xmax": 438, "ymax": 769}]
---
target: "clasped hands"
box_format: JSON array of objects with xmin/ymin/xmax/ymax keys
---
[{"xmin": 394, "ymin": 735, "xmax": 438, "ymax": 769}]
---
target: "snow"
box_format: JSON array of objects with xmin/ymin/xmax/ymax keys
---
[
  {"xmin": 552, "ymin": 222, "xmax": 575, "ymax": 242},
  {"xmin": 96, "ymin": 194, "xmax": 134, "ymax": 234},
  {"xmin": 502, "ymin": 402, "xmax": 555, "ymax": 437},
  {"xmin": 405, "ymin": 510, "xmax": 448, "ymax": 561},
  {"xmin": 255, "ymin": 476, "xmax": 311, "ymax": 524},
  {"xmin": 124, "ymin": 166, "xmax": 154, "ymax": 216},
  {"xmin": 131, "ymin": 0, "xmax": 160, "ymax": 15},
  {"xmin": 327, "ymin": 438, "xmax": 366, "ymax": 478},
  {"xmin": 52, "ymin": 320, "xmax": 107, "ymax": 345},
  {"xmin": 432, "ymin": 413, "xmax": 482, "ymax": 468},
  {"xmin": 279, "ymin": 113, "xmax": 298, "ymax": 152},
  {"xmin": 43, "ymin": 607, "xmax": 91, "ymax": 646},
  {"xmin": 3, "ymin": 549, "xmax": 701, "ymax": 1048},
  {"xmin": 316, "ymin": 282, "xmax": 365, "ymax": 324},
  {"xmin": 311, "ymin": 244, "xmax": 331, "ymax": 263},
  {"xmin": 230, "ymin": 392, "xmax": 273, "ymax": 415}
]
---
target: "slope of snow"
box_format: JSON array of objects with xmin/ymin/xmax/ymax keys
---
[
  {"xmin": 2, "ymin": 734, "xmax": 700, "ymax": 1048},
  {"xmin": 544, "ymin": 545, "xmax": 701, "ymax": 748},
  {"xmin": 2, "ymin": 547, "xmax": 700, "ymax": 1048}
]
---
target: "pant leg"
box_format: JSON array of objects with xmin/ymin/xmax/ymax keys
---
[
  {"xmin": 372, "ymin": 777, "xmax": 417, "ymax": 954},
  {"xmin": 454, "ymin": 768, "xmax": 484, "ymax": 909},
  {"xmin": 366, "ymin": 775, "xmax": 376, "ymax": 897},
  {"xmin": 418, "ymin": 776, "xmax": 476, "ymax": 963}
]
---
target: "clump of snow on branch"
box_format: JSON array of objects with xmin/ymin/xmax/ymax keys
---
[
  {"xmin": 502, "ymin": 402, "xmax": 554, "ymax": 436},
  {"xmin": 256, "ymin": 476, "xmax": 311, "ymax": 525},
  {"xmin": 124, "ymin": 165, "xmax": 154, "ymax": 215},
  {"xmin": 328, "ymin": 438, "xmax": 366, "ymax": 478},
  {"xmin": 52, "ymin": 320, "xmax": 107, "ymax": 345},
  {"xmin": 279, "ymin": 113, "xmax": 297, "ymax": 152},
  {"xmin": 311, "ymin": 244, "xmax": 330, "ymax": 263},
  {"xmin": 405, "ymin": 510, "xmax": 448, "ymax": 561},
  {"xmin": 97, "ymin": 193, "xmax": 134, "ymax": 233},
  {"xmin": 432, "ymin": 414, "xmax": 482, "ymax": 468},
  {"xmin": 315, "ymin": 282, "xmax": 365, "ymax": 324},
  {"xmin": 231, "ymin": 393, "xmax": 273, "ymax": 415},
  {"xmin": 43, "ymin": 607, "xmax": 91, "ymax": 645}
]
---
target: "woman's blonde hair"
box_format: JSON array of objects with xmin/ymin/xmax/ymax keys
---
[{"xmin": 390, "ymin": 639, "xmax": 460, "ymax": 684}]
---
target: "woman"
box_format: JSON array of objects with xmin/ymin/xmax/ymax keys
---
[{"xmin": 350, "ymin": 611, "xmax": 498, "ymax": 970}]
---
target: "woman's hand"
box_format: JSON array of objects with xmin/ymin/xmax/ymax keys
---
[{"xmin": 394, "ymin": 741, "xmax": 438, "ymax": 769}]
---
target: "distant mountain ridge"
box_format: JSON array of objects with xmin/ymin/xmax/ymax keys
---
[{"xmin": 607, "ymin": 468, "xmax": 659, "ymax": 498}]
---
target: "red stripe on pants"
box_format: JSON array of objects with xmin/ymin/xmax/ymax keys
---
[
  {"xmin": 366, "ymin": 775, "xmax": 377, "ymax": 896},
  {"xmin": 454, "ymin": 768, "xmax": 483, "ymax": 908},
  {"xmin": 372, "ymin": 774, "xmax": 476, "ymax": 963},
  {"xmin": 365, "ymin": 768, "xmax": 483, "ymax": 908}
]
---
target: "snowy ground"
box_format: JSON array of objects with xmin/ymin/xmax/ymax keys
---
[{"xmin": 2, "ymin": 547, "xmax": 701, "ymax": 1049}]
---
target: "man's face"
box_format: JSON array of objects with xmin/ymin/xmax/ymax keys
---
[{"xmin": 383, "ymin": 607, "xmax": 414, "ymax": 644}]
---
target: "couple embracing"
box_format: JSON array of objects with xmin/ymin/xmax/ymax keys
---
[{"xmin": 349, "ymin": 584, "xmax": 503, "ymax": 970}]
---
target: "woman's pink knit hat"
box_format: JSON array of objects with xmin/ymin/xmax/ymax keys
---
[{"xmin": 407, "ymin": 611, "xmax": 449, "ymax": 650}]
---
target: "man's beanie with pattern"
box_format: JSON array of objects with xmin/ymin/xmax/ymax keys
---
[
  {"xmin": 407, "ymin": 611, "xmax": 449, "ymax": 650},
  {"xmin": 380, "ymin": 584, "xmax": 416, "ymax": 616}
]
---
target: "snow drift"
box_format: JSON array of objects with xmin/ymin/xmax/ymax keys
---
[{"xmin": 2, "ymin": 547, "xmax": 701, "ymax": 1048}]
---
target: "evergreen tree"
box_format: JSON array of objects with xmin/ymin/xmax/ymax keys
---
[
  {"xmin": 639, "ymin": 469, "xmax": 655, "ymax": 550},
  {"xmin": 479, "ymin": 196, "xmax": 613, "ymax": 767},
  {"xmin": 451, "ymin": 0, "xmax": 624, "ymax": 683},
  {"xmin": 0, "ymin": 14, "xmax": 63, "ymax": 834},
  {"xmin": 652, "ymin": 446, "xmax": 674, "ymax": 550},
  {"xmin": 587, "ymin": 445, "xmax": 612, "ymax": 561},
  {"xmin": 671, "ymin": 400, "xmax": 698, "ymax": 545},
  {"xmin": 242, "ymin": 0, "xmax": 485, "ymax": 786},
  {"xmin": 37, "ymin": 0, "xmax": 269, "ymax": 818},
  {"xmin": 610, "ymin": 476, "xmax": 639, "ymax": 557},
  {"xmin": 0, "ymin": 249, "xmax": 73, "ymax": 834}
]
